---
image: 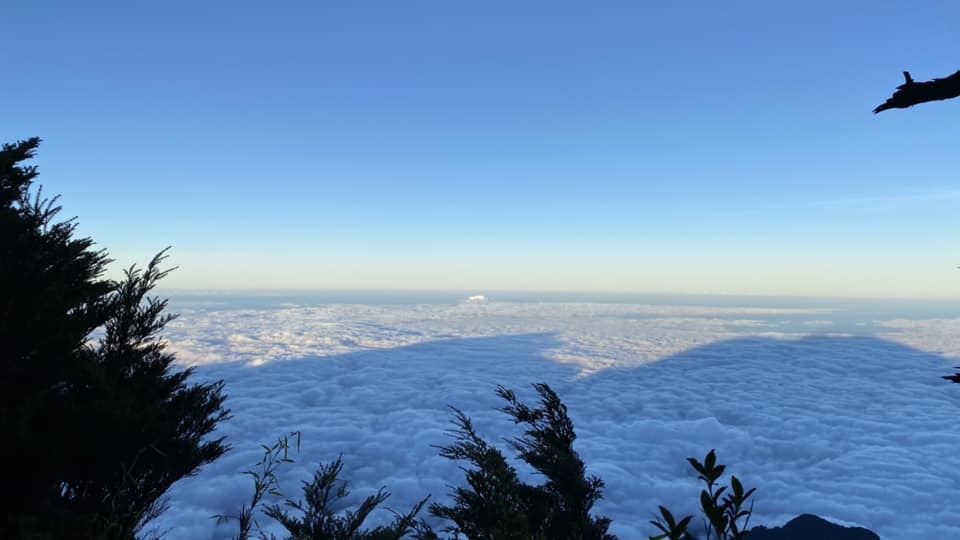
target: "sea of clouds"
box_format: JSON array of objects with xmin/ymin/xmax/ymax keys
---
[{"xmin": 145, "ymin": 295, "xmax": 960, "ymax": 539}]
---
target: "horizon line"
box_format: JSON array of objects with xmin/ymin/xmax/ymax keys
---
[{"xmin": 153, "ymin": 287, "xmax": 960, "ymax": 303}]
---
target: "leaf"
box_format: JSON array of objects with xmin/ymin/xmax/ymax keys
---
[
  {"xmin": 711, "ymin": 464, "xmax": 726, "ymax": 482},
  {"xmin": 731, "ymin": 476, "xmax": 743, "ymax": 497},
  {"xmin": 712, "ymin": 485, "xmax": 727, "ymax": 504},
  {"xmin": 700, "ymin": 490, "xmax": 713, "ymax": 513},
  {"xmin": 704, "ymin": 449, "xmax": 717, "ymax": 471},
  {"xmin": 687, "ymin": 457, "xmax": 705, "ymax": 476},
  {"xmin": 650, "ymin": 520, "xmax": 670, "ymax": 535},
  {"xmin": 659, "ymin": 505, "xmax": 677, "ymax": 528}
]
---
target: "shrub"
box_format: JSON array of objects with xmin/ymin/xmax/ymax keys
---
[
  {"xmin": 424, "ymin": 383, "xmax": 615, "ymax": 540},
  {"xmin": 221, "ymin": 431, "xmax": 428, "ymax": 540},
  {"xmin": 264, "ymin": 456, "xmax": 428, "ymax": 540},
  {"xmin": 232, "ymin": 385, "xmax": 758, "ymax": 540},
  {"xmin": 649, "ymin": 450, "xmax": 756, "ymax": 540}
]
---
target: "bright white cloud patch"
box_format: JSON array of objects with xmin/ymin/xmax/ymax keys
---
[{"xmin": 147, "ymin": 298, "xmax": 960, "ymax": 539}]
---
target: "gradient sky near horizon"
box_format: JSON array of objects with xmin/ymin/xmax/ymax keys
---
[{"xmin": 5, "ymin": 1, "xmax": 960, "ymax": 297}]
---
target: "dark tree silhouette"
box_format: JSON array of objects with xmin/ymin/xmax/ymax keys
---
[
  {"xmin": 872, "ymin": 74, "xmax": 960, "ymax": 383},
  {"xmin": 873, "ymin": 70, "xmax": 960, "ymax": 113},
  {"xmin": 0, "ymin": 138, "xmax": 230, "ymax": 539},
  {"xmin": 425, "ymin": 384, "xmax": 615, "ymax": 540}
]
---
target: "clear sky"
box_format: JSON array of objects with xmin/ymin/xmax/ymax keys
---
[{"xmin": 5, "ymin": 1, "xmax": 960, "ymax": 297}]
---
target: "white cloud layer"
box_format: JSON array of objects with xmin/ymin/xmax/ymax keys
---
[{"xmin": 147, "ymin": 299, "xmax": 960, "ymax": 539}]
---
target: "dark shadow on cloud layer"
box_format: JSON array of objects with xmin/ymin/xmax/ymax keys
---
[{"xmin": 161, "ymin": 333, "xmax": 960, "ymax": 539}]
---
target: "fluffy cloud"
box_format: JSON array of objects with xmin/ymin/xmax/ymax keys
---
[{"xmin": 147, "ymin": 298, "xmax": 960, "ymax": 539}]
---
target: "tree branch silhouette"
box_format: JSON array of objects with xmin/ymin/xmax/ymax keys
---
[{"xmin": 873, "ymin": 69, "xmax": 960, "ymax": 113}]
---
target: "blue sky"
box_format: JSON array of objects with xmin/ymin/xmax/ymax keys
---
[{"xmin": 5, "ymin": 1, "xmax": 960, "ymax": 297}]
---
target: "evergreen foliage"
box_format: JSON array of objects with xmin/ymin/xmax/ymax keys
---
[
  {"xmin": 425, "ymin": 383, "xmax": 615, "ymax": 540},
  {"xmin": 220, "ymin": 432, "xmax": 427, "ymax": 540},
  {"xmin": 0, "ymin": 138, "xmax": 230, "ymax": 538},
  {"xmin": 264, "ymin": 456, "xmax": 428, "ymax": 540},
  {"xmin": 215, "ymin": 432, "xmax": 302, "ymax": 540},
  {"xmin": 230, "ymin": 386, "xmax": 761, "ymax": 540}
]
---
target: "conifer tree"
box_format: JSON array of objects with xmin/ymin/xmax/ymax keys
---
[
  {"xmin": 426, "ymin": 383, "xmax": 615, "ymax": 540},
  {"xmin": 0, "ymin": 138, "xmax": 230, "ymax": 538}
]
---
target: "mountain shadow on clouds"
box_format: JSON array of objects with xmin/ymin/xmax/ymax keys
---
[
  {"xmin": 571, "ymin": 335, "xmax": 960, "ymax": 538},
  {"xmin": 576, "ymin": 334, "xmax": 960, "ymax": 422},
  {"xmin": 160, "ymin": 333, "xmax": 960, "ymax": 539},
  {"xmin": 190, "ymin": 332, "xmax": 572, "ymax": 414}
]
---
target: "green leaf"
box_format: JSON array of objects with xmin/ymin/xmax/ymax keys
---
[
  {"xmin": 713, "ymin": 485, "xmax": 727, "ymax": 503},
  {"xmin": 700, "ymin": 490, "xmax": 713, "ymax": 513},
  {"xmin": 704, "ymin": 449, "xmax": 717, "ymax": 471},
  {"xmin": 687, "ymin": 457, "xmax": 705, "ymax": 476},
  {"xmin": 659, "ymin": 505, "xmax": 677, "ymax": 528}
]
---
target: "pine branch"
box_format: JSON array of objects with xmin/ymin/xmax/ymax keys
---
[{"xmin": 873, "ymin": 69, "xmax": 960, "ymax": 113}]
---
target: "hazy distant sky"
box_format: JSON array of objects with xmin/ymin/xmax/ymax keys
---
[{"xmin": 5, "ymin": 1, "xmax": 960, "ymax": 297}]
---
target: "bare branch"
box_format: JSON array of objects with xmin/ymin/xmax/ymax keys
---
[{"xmin": 873, "ymin": 69, "xmax": 960, "ymax": 113}]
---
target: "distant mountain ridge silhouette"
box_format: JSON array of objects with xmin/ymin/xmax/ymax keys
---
[{"xmin": 746, "ymin": 513, "xmax": 879, "ymax": 540}]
